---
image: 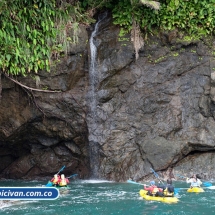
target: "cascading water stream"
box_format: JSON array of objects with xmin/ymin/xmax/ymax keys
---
[
  {"xmin": 88, "ymin": 13, "xmax": 107, "ymax": 179},
  {"xmin": 89, "ymin": 18, "xmax": 100, "ymax": 120}
]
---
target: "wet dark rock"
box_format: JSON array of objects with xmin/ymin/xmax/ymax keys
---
[{"xmin": 1, "ymin": 12, "xmax": 215, "ymax": 181}]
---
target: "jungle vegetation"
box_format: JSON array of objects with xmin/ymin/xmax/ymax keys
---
[{"xmin": 0, "ymin": 0, "xmax": 215, "ymax": 77}]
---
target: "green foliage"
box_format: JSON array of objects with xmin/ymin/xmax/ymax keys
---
[
  {"xmin": 112, "ymin": 0, "xmax": 134, "ymax": 33},
  {"xmin": 158, "ymin": 0, "xmax": 215, "ymax": 35},
  {"xmin": 111, "ymin": 0, "xmax": 215, "ymax": 38},
  {"xmin": 2, "ymin": 0, "xmax": 215, "ymax": 77},
  {"xmin": 0, "ymin": 0, "xmax": 57, "ymax": 75},
  {"xmin": 111, "ymin": 0, "xmax": 159, "ymax": 34},
  {"xmin": 0, "ymin": 0, "xmax": 94, "ymax": 76}
]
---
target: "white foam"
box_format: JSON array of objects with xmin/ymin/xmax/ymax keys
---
[
  {"xmin": 0, "ymin": 200, "xmax": 37, "ymax": 209},
  {"xmin": 79, "ymin": 179, "xmax": 114, "ymax": 184}
]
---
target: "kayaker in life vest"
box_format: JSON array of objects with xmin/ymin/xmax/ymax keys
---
[
  {"xmin": 186, "ymin": 174, "xmax": 202, "ymax": 188},
  {"xmin": 50, "ymin": 174, "xmax": 60, "ymax": 186},
  {"xmin": 158, "ymin": 179, "xmax": 175, "ymax": 197},
  {"xmin": 144, "ymin": 181, "xmax": 163, "ymax": 197},
  {"xmin": 59, "ymin": 174, "xmax": 70, "ymax": 187}
]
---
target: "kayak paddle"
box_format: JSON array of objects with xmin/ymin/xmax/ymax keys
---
[
  {"xmin": 56, "ymin": 165, "xmax": 66, "ymax": 175},
  {"xmin": 67, "ymin": 174, "xmax": 78, "ymax": 179},
  {"xmin": 203, "ymin": 182, "xmax": 213, "ymax": 187},
  {"xmin": 176, "ymin": 174, "xmax": 186, "ymax": 179},
  {"xmin": 150, "ymin": 168, "xmax": 165, "ymax": 185},
  {"xmin": 127, "ymin": 179, "xmax": 145, "ymax": 186}
]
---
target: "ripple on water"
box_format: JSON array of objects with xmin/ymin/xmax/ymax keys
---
[{"xmin": 0, "ymin": 180, "xmax": 215, "ymax": 215}]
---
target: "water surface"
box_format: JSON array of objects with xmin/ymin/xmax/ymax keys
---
[{"xmin": 0, "ymin": 179, "xmax": 214, "ymax": 215}]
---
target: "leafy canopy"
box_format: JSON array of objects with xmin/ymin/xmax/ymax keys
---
[
  {"xmin": 0, "ymin": 0, "xmax": 91, "ymax": 76},
  {"xmin": 111, "ymin": 0, "xmax": 215, "ymax": 37},
  {"xmin": 1, "ymin": 0, "xmax": 215, "ymax": 77}
]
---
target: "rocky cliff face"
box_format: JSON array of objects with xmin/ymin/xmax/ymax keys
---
[{"xmin": 1, "ymin": 12, "xmax": 215, "ymax": 181}]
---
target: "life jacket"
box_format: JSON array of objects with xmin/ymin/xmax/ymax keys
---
[
  {"xmin": 191, "ymin": 181, "xmax": 200, "ymax": 187},
  {"xmin": 59, "ymin": 178, "xmax": 67, "ymax": 186},
  {"xmin": 191, "ymin": 178, "xmax": 201, "ymax": 187},
  {"xmin": 163, "ymin": 187, "xmax": 174, "ymax": 197},
  {"xmin": 53, "ymin": 179, "xmax": 58, "ymax": 183},
  {"xmin": 52, "ymin": 177, "xmax": 59, "ymax": 184},
  {"xmin": 151, "ymin": 186, "xmax": 160, "ymax": 195}
]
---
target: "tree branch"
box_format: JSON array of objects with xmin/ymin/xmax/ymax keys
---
[{"xmin": 3, "ymin": 73, "xmax": 61, "ymax": 93}]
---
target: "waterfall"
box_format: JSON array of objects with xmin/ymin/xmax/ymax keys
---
[
  {"xmin": 89, "ymin": 17, "xmax": 100, "ymax": 120},
  {"xmin": 88, "ymin": 13, "xmax": 107, "ymax": 179}
]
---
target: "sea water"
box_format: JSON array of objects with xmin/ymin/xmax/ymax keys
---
[{"xmin": 0, "ymin": 179, "xmax": 214, "ymax": 215}]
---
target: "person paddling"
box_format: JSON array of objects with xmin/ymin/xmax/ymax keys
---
[
  {"xmin": 143, "ymin": 181, "xmax": 163, "ymax": 197},
  {"xmin": 157, "ymin": 179, "xmax": 175, "ymax": 197},
  {"xmin": 50, "ymin": 174, "xmax": 60, "ymax": 186},
  {"xmin": 59, "ymin": 174, "xmax": 70, "ymax": 187},
  {"xmin": 186, "ymin": 174, "xmax": 202, "ymax": 188}
]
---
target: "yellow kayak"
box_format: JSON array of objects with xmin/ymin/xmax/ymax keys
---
[
  {"xmin": 187, "ymin": 187, "xmax": 204, "ymax": 193},
  {"xmin": 139, "ymin": 189, "xmax": 179, "ymax": 204}
]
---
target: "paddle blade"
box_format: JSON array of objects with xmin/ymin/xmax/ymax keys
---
[
  {"xmin": 45, "ymin": 181, "xmax": 53, "ymax": 187},
  {"xmin": 203, "ymin": 182, "xmax": 212, "ymax": 187},
  {"xmin": 174, "ymin": 188, "xmax": 180, "ymax": 195},
  {"xmin": 127, "ymin": 180, "xmax": 143, "ymax": 186},
  {"xmin": 176, "ymin": 174, "xmax": 186, "ymax": 179}
]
